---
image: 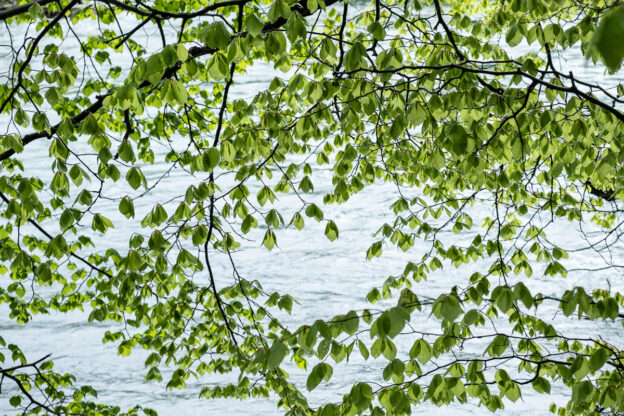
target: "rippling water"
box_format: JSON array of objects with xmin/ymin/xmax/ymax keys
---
[{"xmin": 1, "ymin": 7, "xmax": 623, "ymax": 416}]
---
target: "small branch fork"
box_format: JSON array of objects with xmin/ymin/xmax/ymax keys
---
[
  {"xmin": 202, "ymin": 3, "xmax": 244, "ymax": 349},
  {"xmin": 0, "ymin": 354, "xmax": 60, "ymax": 415}
]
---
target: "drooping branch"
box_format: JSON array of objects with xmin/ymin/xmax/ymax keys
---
[
  {"xmin": 0, "ymin": 0, "xmax": 81, "ymax": 115},
  {"xmin": 0, "ymin": 354, "xmax": 58, "ymax": 415},
  {"xmin": 0, "ymin": 0, "xmax": 342, "ymax": 164},
  {"xmin": 0, "ymin": 191, "xmax": 113, "ymax": 279}
]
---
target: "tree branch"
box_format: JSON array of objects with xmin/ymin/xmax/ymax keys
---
[{"xmin": 0, "ymin": 0, "xmax": 58, "ymax": 21}]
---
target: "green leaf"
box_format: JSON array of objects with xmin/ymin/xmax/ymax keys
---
[
  {"xmin": 92, "ymin": 213, "xmax": 114, "ymax": 233},
  {"xmin": 2, "ymin": 135, "xmax": 23, "ymax": 153},
  {"xmin": 495, "ymin": 286, "xmax": 514, "ymax": 312},
  {"xmin": 324, "ymin": 220, "xmax": 339, "ymax": 241},
  {"xmin": 118, "ymin": 140, "xmax": 135, "ymax": 163},
  {"xmin": 343, "ymin": 310, "xmax": 359, "ymax": 335},
  {"xmin": 368, "ymin": 22, "xmax": 386, "ymax": 41},
  {"xmin": 221, "ymin": 140, "xmax": 236, "ymax": 162},
  {"xmin": 486, "ymin": 335, "xmax": 509, "ymax": 357},
  {"xmin": 358, "ymin": 340, "xmax": 369, "ymax": 360},
  {"xmin": 410, "ymin": 339, "xmax": 432, "ymax": 364},
  {"xmin": 265, "ymin": 31, "xmax": 287, "ymax": 57},
  {"xmin": 192, "ymin": 225, "xmax": 208, "ymax": 245},
  {"xmin": 513, "ymin": 283, "xmax": 533, "ymax": 309},
  {"xmin": 14, "ymin": 108, "xmax": 30, "ymax": 127},
  {"xmin": 126, "ymin": 167, "xmax": 144, "ymax": 190},
  {"xmin": 307, "ymin": 362, "xmax": 333, "ymax": 391},
  {"xmin": 176, "ymin": 44, "xmax": 188, "ymax": 61},
  {"xmin": 82, "ymin": 114, "xmax": 100, "ymax": 135},
  {"xmin": 306, "ymin": 368, "xmax": 322, "ymax": 391},
  {"xmin": 572, "ymin": 380, "xmax": 593, "ymax": 401},
  {"xmin": 268, "ymin": 0, "xmax": 291, "ymax": 22},
  {"xmin": 589, "ymin": 348, "xmax": 610, "ymax": 372},
  {"xmin": 201, "ymin": 22, "xmax": 231, "ymax": 50},
  {"xmin": 588, "ymin": 7, "xmax": 624, "ymax": 71},
  {"xmin": 506, "ymin": 24, "xmax": 524, "ymax": 47},
  {"xmin": 207, "ymin": 53, "xmax": 230, "ymax": 80},
  {"xmin": 344, "ymin": 42, "xmax": 367, "ymax": 71},
  {"xmin": 262, "ymin": 229, "xmax": 277, "ymax": 250},
  {"xmin": 446, "ymin": 123, "xmax": 471, "ymax": 155},
  {"xmin": 119, "ymin": 196, "xmax": 135, "ymax": 218},
  {"xmin": 505, "ymin": 382, "xmax": 522, "ymax": 402},
  {"xmin": 267, "ymin": 341, "xmax": 287, "ymax": 369},
  {"xmin": 532, "ymin": 377, "xmax": 551, "ymax": 394},
  {"xmin": 45, "ymin": 87, "xmax": 61, "ymax": 106},
  {"xmin": 305, "ymin": 204, "xmax": 324, "ymax": 221},
  {"xmin": 32, "ymin": 112, "xmax": 51, "ymax": 133},
  {"xmin": 245, "ymin": 14, "xmax": 265, "ymax": 36},
  {"xmin": 291, "ymin": 212, "xmax": 305, "ymax": 230},
  {"xmin": 202, "ymin": 147, "xmax": 221, "ymax": 171},
  {"xmin": 433, "ymin": 294, "xmax": 463, "ymax": 322},
  {"xmin": 286, "ymin": 14, "xmax": 307, "ymax": 43}
]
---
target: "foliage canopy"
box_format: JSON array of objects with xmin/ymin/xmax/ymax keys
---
[{"xmin": 1, "ymin": 0, "xmax": 624, "ymax": 415}]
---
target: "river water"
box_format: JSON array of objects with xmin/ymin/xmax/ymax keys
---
[{"xmin": 1, "ymin": 5, "xmax": 623, "ymax": 416}]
